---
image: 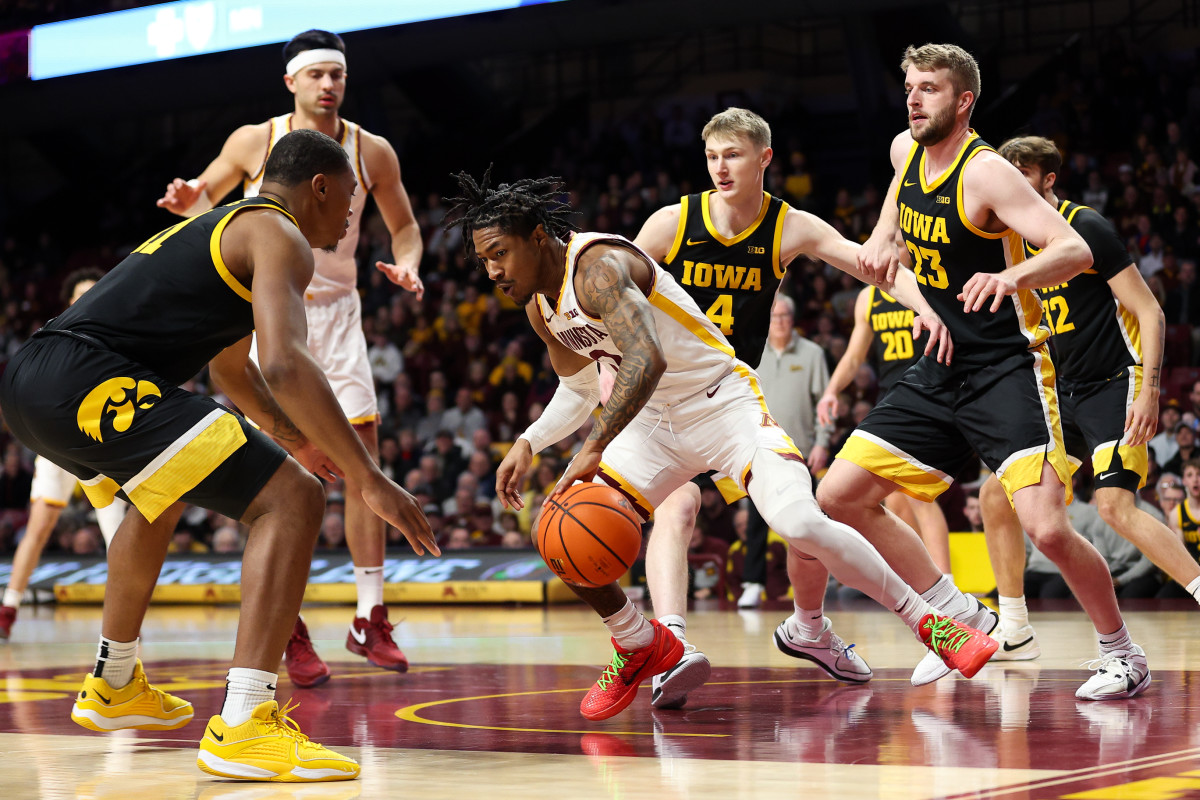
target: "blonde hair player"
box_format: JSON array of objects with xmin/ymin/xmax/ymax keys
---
[
  {"xmin": 818, "ymin": 43, "xmax": 1149, "ymax": 699},
  {"xmin": 156, "ymin": 30, "xmax": 423, "ymax": 687}
]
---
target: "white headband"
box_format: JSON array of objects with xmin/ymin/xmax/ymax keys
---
[{"xmin": 287, "ymin": 48, "xmax": 346, "ymax": 76}]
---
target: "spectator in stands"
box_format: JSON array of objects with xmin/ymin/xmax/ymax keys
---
[
  {"xmin": 1081, "ymin": 171, "xmax": 1110, "ymax": 215},
  {"xmin": 169, "ymin": 528, "xmax": 209, "ymax": 554},
  {"xmin": 442, "ymin": 526, "xmax": 472, "ymax": 551},
  {"xmin": 212, "ymin": 525, "xmax": 244, "ymax": 554},
  {"xmin": 1166, "ymin": 259, "xmax": 1200, "ymax": 328},
  {"xmin": 1157, "ymin": 474, "xmax": 1185, "ymax": 518},
  {"xmin": 1150, "ymin": 399, "xmax": 1183, "ymax": 468},
  {"xmin": 320, "ymin": 512, "xmax": 346, "ymax": 550},
  {"xmin": 367, "ymin": 329, "xmax": 404, "ymax": 388},
  {"xmin": 415, "ymin": 391, "xmax": 448, "ymax": 445},
  {"xmin": 0, "ymin": 444, "xmax": 33, "ymax": 531},
  {"xmin": 466, "ymin": 450, "xmax": 497, "ymax": 499},
  {"xmin": 71, "ymin": 526, "xmax": 104, "ymax": 557},
  {"xmin": 490, "ymin": 390, "xmax": 524, "ymax": 443},
  {"xmin": 963, "ymin": 489, "xmax": 985, "ymax": 532},
  {"xmin": 442, "ymin": 387, "xmax": 487, "ymax": 443},
  {"xmin": 1164, "ymin": 422, "xmax": 1198, "ymax": 480}
]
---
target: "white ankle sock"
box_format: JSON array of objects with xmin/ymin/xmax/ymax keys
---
[
  {"xmin": 221, "ymin": 667, "xmax": 278, "ymax": 726},
  {"xmin": 2, "ymin": 587, "xmax": 20, "ymax": 608},
  {"xmin": 919, "ymin": 575, "xmax": 970, "ymax": 616},
  {"xmin": 1187, "ymin": 576, "xmax": 1200, "ymax": 606},
  {"xmin": 656, "ymin": 613, "xmax": 686, "ymax": 640},
  {"xmin": 1098, "ymin": 623, "xmax": 1133, "ymax": 655},
  {"xmin": 894, "ymin": 589, "xmax": 936, "ymax": 636},
  {"xmin": 789, "ymin": 606, "xmax": 825, "ymax": 639},
  {"xmin": 93, "ymin": 637, "xmax": 138, "ymax": 689},
  {"xmin": 354, "ymin": 566, "xmax": 384, "ymax": 619},
  {"xmin": 998, "ymin": 595, "xmax": 1029, "ymax": 631},
  {"xmin": 603, "ymin": 600, "xmax": 654, "ymax": 650}
]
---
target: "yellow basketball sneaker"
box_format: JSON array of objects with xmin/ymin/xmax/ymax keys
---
[
  {"xmin": 197, "ymin": 700, "xmax": 360, "ymax": 782},
  {"xmin": 70, "ymin": 659, "xmax": 194, "ymax": 732}
]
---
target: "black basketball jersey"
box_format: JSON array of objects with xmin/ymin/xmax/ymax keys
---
[
  {"xmin": 1030, "ymin": 200, "xmax": 1138, "ymax": 384},
  {"xmin": 1177, "ymin": 499, "xmax": 1200, "ymax": 562},
  {"xmin": 44, "ymin": 197, "xmax": 294, "ymax": 385},
  {"xmin": 661, "ymin": 191, "xmax": 788, "ymax": 368},
  {"xmin": 895, "ymin": 133, "xmax": 1047, "ymax": 369},
  {"xmin": 866, "ymin": 286, "xmax": 926, "ymax": 392}
]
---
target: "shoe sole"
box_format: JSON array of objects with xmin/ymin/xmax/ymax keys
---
[
  {"xmin": 346, "ymin": 641, "xmax": 409, "ymax": 672},
  {"xmin": 773, "ymin": 630, "xmax": 872, "ymax": 684},
  {"xmin": 651, "ymin": 655, "xmax": 711, "ymax": 709},
  {"xmin": 581, "ymin": 635, "xmax": 685, "ymax": 721},
  {"xmin": 71, "ymin": 705, "xmax": 193, "ymax": 732},
  {"xmin": 1076, "ymin": 669, "xmax": 1152, "ymax": 701},
  {"xmin": 989, "ymin": 641, "xmax": 1041, "ymax": 662},
  {"xmin": 197, "ymin": 749, "xmax": 359, "ymax": 782}
]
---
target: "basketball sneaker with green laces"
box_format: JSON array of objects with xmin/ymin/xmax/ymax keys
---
[
  {"xmin": 580, "ymin": 620, "xmax": 683, "ymax": 721},
  {"xmin": 918, "ymin": 613, "xmax": 999, "ymax": 679}
]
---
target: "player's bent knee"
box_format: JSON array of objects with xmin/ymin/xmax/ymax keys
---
[{"xmin": 245, "ymin": 459, "xmax": 325, "ymax": 535}]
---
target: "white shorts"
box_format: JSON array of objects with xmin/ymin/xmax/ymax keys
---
[
  {"xmin": 30, "ymin": 454, "xmax": 76, "ymax": 507},
  {"xmin": 251, "ymin": 290, "xmax": 378, "ymax": 425},
  {"xmin": 30, "ymin": 454, "xmax": 127, "ymax": 545},
  {"xmin": 596, "ymin": 364, "xmax": 801, "ymax": 519}
]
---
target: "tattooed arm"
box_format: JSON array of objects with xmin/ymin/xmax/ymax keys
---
[
  {"xmin": 547, "ymin": 244, "xmax": 666, "ymax": 497},
  {"xmin": 1109, "ymin": 264, "xmax": 1165, "ymax": 446}
]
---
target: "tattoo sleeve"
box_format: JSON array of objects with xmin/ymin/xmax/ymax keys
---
[{"xmin": 577, "ymin": 251, "xmax": 666, "ymax": 449}]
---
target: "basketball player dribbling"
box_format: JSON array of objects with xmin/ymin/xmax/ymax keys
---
[
  {"xmin": 446, "ymin": 169, "xmax": 996, "ymax": 722},
  {"xmin": 156, "ymin": 30, "xmax": 423, "ymax": 687}
]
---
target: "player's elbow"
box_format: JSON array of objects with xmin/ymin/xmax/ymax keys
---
[
  {"xmin": 258, "ymin": 352, "xmax": 304, "ymax": 394},
  {"xmin": 1067, "ymin": 237, "xmax": 1093, "ymax": 274}
]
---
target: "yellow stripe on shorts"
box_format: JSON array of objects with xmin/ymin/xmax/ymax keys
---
[{"xmin": 838, "ymin": 430, "xmax": 952, "ymax": 502}]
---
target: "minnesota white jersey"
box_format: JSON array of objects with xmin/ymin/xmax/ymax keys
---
[
  {"xmin": 536, "ymin": 232, "xmax": 737, "ymax": 402},
  {"xmin": 244, "ymin": 113, "xmax": 369, "ymax": 302}
]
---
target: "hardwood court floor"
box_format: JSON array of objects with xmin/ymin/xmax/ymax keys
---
[{"xmin": 2, "ymin": 600, "xmax": 1200, "ymax": 799}]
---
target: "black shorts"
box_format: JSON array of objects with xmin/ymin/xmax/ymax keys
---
[
  {"xmin": 1060, "ymin": 366, "xmax": 1147, "ymax": 493},
  {"xmin": 0, "ymin": 332, "xmax": 287, "ymax": 522},
  {"xmin": 837, "ymin": 344, "xmax": 1072, "ymax": 502}
]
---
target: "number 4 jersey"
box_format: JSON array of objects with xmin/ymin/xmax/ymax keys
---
[
  {"xmin": 895, "ymin": 132, "xmax": 1047, "ymax": 368},
  {"xmin": 1028, "ymin": 200, "xmax": 1139, "ymax": 383},
  {"xmin": 660, "ymin": 191, "xmax": 788, "ymax": 369}
]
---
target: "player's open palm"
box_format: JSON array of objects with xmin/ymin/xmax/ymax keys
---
[
  {"xmin": 376, "ymin": 261, "xmax": 425, "ymax": 300},
  {"xmin": 816, "ymin": 393, "xmax": 839, "ymax": 427},
  {"xmin": 496, "ymin": 439, "xmax": 533, "ymax": 511},
  {"xmin": 959, "ymin": 272, "xmax": 1018, "ymax": 313},
  {"xmin": 156, "ymin": 177, "xmax": 206, "ymax": 214},
  {"xmin": 361, "ymin": 475, "xmax": 439, "ymax": 556}
]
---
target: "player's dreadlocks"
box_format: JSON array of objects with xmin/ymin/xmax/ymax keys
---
[{"xmin": 444, "ymin": 167, "xmax": 577, "ymax": 264}]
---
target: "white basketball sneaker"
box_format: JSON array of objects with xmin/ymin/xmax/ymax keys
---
[
  {"xmin": 1075, "ymin": 644, "xmax": 1150, "ymax": 700},
  {"xmin": 650, "ymin": 638, "xmax": 711, "ymax": 710},
  {"xmin": 774, "ymin": 616, "xmax": 872, "ymax": 683},
  {"xmin": 911, "ymin": 595, "xmax": 998, "ymax": 686},
  {"xmin": 989, "ymin": 623, "xmax": 1041, "ymax": 662}
]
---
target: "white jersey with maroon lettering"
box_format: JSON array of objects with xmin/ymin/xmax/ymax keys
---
[
  {"xmin": 536, "ymin": 232, "xmax": 737, "ymax": 404},
  {"xmin": 243, "ymin": 113, "xmax": 369, "ymax": 302}
]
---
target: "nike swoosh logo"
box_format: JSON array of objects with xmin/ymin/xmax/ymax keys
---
[
  {"xmin": 706, "ymin": 385, "xmax": 721, "ymax": 398},
  {"xmin": 686, "ymin": 238, "xmax": 708, "ymax": 246},
  {"xmin": 349, "ymin": 625, "xmax": 367, "ymax": 645},
  {"xmin": 904, "ymin": 180, "xmax": 917, "ymax": 187},
  {"xmin": 872, "ymin": 301, "xmax": 883, "ymax": 307},
  {"xmin": 94, "ymin": 690, "xmax": 111, "ymax": 704},
  {"xmin": 1002, "ymin": 636, "xmax": 1034, "ymax": 652},
  {"xmin": 1097, "ymin": 471, "xmax": 1117, "ymax": 480},
  {"xmin": 266, "ymin": 684, "xmax": 276, "ymax": 691},
  {"xmin": 208, "ymin": 728, "xmax": 224, "ymax": 742}
]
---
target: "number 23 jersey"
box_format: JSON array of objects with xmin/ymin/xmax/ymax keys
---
[{"xmin": 660, "ymin": 191, "xmax": 788, "ymax": 369}]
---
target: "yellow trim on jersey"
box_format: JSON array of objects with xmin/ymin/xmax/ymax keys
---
[
  {"xmin": 955, "ymin": 146, "xmax": 1010, "ymax": 239},
  {"xmin": 919, "ymin": 131, "xmax": 980, "ymax": 193},
  {"xmin": 554, "ymin": 234, "xmax": 582, "ymax": 315},
  {"xmin": 347, "ymin": 413, "xmax": 380, "ymax": 426},
  {"xmin": 126, "ymin": 413, "xmax": 247, "ymax": 523},
  {"xmin": 1116, "ymin": 300, "xmax": 1142, "ymax": 364},
  {"xmin": 80, "ymin": 475, "xmax": 121, "ymax": 510},
  {"xmin": 208, "ymin": 203, "xmax": 297, "ymax": 302},
  {"xmin": 664, "ymin": 195, "xmax": 689, "ymax": 264},
  {"xmin": 702, "ymin": 191, "xmax": 770, "ymax": 246},
  {"xmin": 771, "ymin": 200, "xmax": 789, "ymax": 280},
  {"xmin": 1179, "ymin": 498, "xmax": 1199, "ymax": 532},
  {"xmin": 838, "ymin": 430, "xmax": 952, "ymax": 502},
  {"xmin": 597, "ymin": 462, "xmax": 654, "ymax": 519},
  {"xmin": 647, "ymin": 291, "xmax": 735, "ymax": 358},
  {"xmin": 243, "ymin": 117, "xmax": 274, "ymax": 189},
  {"xmin": 994, "ymin": 346, "xmax": 1072, "ymax": 504}
]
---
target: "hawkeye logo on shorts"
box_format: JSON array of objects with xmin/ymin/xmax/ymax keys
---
[{"xmin": 77, "ymin": 377, "xmax": 162, "ymax": 442}]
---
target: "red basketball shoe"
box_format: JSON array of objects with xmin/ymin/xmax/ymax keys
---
[
  {"xmin": 919, "ymin": 613, "xmax": 999, "ymax": 679},
  {"xmin": 284, "ymin": 617, "xmax": 330, "ymax": 688},
  {"xmin": 345, "ymin": 605, "xmax": 409, "ymax": 672},
  {"xmin": 0, "ymin": 605, "xmax": 15, "ymax": 640},
  {"xmin": 580, "ymin": 620, "xmax": 684, "ymax": 721}
]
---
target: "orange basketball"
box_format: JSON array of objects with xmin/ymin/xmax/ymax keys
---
[{"xmin": 536, "ymin": 483, "xmax": 643, "ymax": 587}]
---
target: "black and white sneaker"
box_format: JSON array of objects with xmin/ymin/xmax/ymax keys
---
[
  {"xmin": 774, "ymin": 617, "xmax": 872, "ymax": 683},
  {"xmin": 650, "ymin": 640, "xmax": 711, "ymax": 709},
  {"xmin": 989, "ymin": 624, "xmax": 1041, "ymax": 662},
  {"xmin": 1075, "ymin": 644, "xmax": 1150, "ymax": 700}
]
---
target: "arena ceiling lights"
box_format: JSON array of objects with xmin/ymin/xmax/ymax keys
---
[{"xmin": 29, "ymin": 0, "xmax": 567, "ymax": 80}]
